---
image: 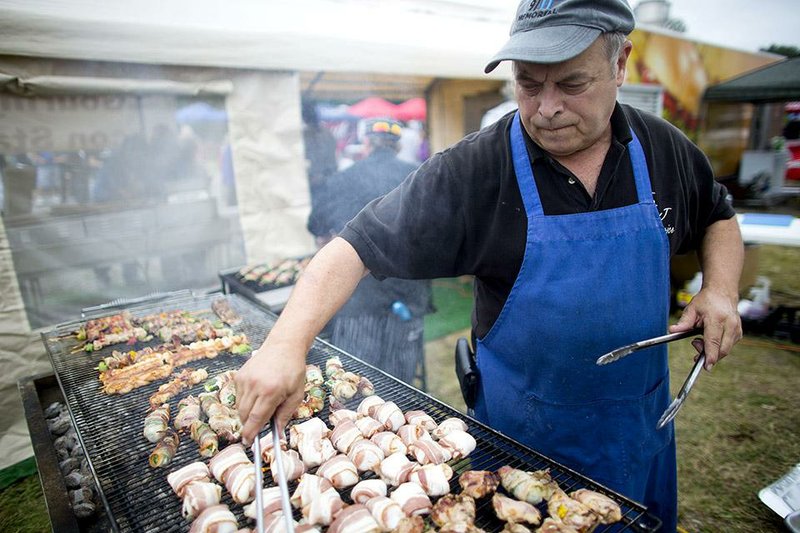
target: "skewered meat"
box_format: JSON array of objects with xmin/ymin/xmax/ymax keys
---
[
  {"xmin": 143, "ymin": 404, "xmax": 171, "ymax": 443},
  {"xmin": 190, "ymin": 420, "xmax": 219, "ymax": 457},
  {"xmin": 365, "ymin": 495, "xmax": 404, "ymax": 530},
  {"xmin": 150, "ymin": 368, "xmax": 209, "ymax": 409},
  {"xmin": 149, "ymin": 428, "xmax": 180, "ymax": 468},
  {"xmin": 370, "ymin": 432, "xmax": 407, "ymax": 457},
  {"xmin": 325, "ymin": 356, "xmax": 344, "ymax": 379},
  {"xmin": 569, "ymin": 489, "xmax": 622, "ymax": 525},
  {"xmin": 407, "ymin": 439, "xmax": 452, "ymax": 466},
  {"xmin": 302, "ymin": 482, "xmax": 345, "ymax": 527},
  {"xmin": 100, "ymin": 352, "xmax": 173, "ymax": 394},
  {"xmin": 330, "ymin": 418, "xmax": 365, "ymax": 454},
  {"xmin": 535, "ymin": 518, "xmax": 579, "ymax": 533},
  {"xmin": 188, "ymin": 504, "xmax": 238, "ymax": 533},
  {"xmin": 200, "ymin": 392, "xmax": 242, "ymax": 443},
  {"xmin": 392, "ymin": 516, "xmax": 425, "ymax": 533},
  {"xmin": 328, "ymin": 409, "xmax": 359, "ymax": 427},
  {"xmin": 182, "ymin": 481, "xmax": 223, "ymax": 521},
  {"xmin": 438, "ymin": 429, "xmax": 477, "ymax": 460},
  {"xmin": 209, "ymin": 443, "xmax": 249, "ymax": 483},
  {"xmin": 432, "ymin": 418, "xmax": 469, "ymax": 440},
  {"xmin": 204, "ymin": 370, "xmax": 237, "ymax": 393},
  {"xmin": 371, "ymin": 401, "xmax": 405, "ymax": 432},
  {"xmin": 497, "ymin": 467, "xmax": 559, "ymax": 505},
  {"xmin": 355, "ymin": 416, "xmax": 385, "ymax": 439},
  {"xmin": 458, "ymin": 470, "xmax": 501, "ymax": 499},
  {"xmin": 404, "ymin": 410, "xmax": 438, "ymax": 432},
  {"xmin": 350, "ymin": 479, "xmax": 387, "ymax": 504},
  {"xmin": 218, "ymin": 379, "xmax": 237, "ymax": 407},
  {"xmin": 390, "ymin": 482, "xmax": 432, "ymax": 517},
  {"xmin": 244, "ymin": 486, "xmax": 284, "ymax": 518},
  {"xmin": 168, "ymin": 462, "xmax": 210, "ymax": 498},
  {"xmin": 291, "ymin": 474, "xmax": 333, "ymax": 509},
  {"xmin": 270, "ymin": 449, "xmax": 306, "ymax": 482},
  {"xmin": 175, "ymin": 396, "xmax": 202, "ymax": 432},
  {"xmin": 357, "ymin": 376, "xmax": 375, "ymax": 397},
  {"xmin": 408, "ymin": 463, "xmax": 454, "ymax": 497},
  {"xmin": 317, "ymin": 454, "xmax": 360, "ymax": 489},
  {"xmin": 396, "ymin": 424, "xmax": 432, "ymax": 448},
  {"xmin": 306, "ymin": 364, "xmax": 324, "ymax": 385},
  {"xmin": 327, "ymin": 503, "xmax": 381, "ymax": 533},
  {"xmin": 347, "ymin": 439, "xmax": 385, "ymax": 473},
  {"xmin": 357, "ymin": 395, "xmax": 385, "ymax": 417},
  {"xmin": 375, "ymin": 451, "xmax": 417, "ymax": 487},
  {"xmin": 211, "ymin": 298, "xmax": 242, "ymax": 326},
  {"xmin": 258, "ymin": 432, "xmax": 288, "ymax": 463},
  {"xmin": 431, "ymin": 493, "xmax": 477, "ymax": 528},
  {"xmin": 492, "ymin": 493, "xmax": 542, "ymax": 525},
  {"xmin": 171, "ymin": 335, "xmax": 251, "ymax": 367},
  {"xmin": 546, "ymin": 490, "xmax": 598, "ymax": 533}
]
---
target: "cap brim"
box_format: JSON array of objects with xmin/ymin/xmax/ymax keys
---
[{"xmin": 485, "ymin": 25, "xmax": 601, "ymax": 73}]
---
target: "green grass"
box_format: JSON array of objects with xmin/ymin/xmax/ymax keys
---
[
  {"xmin": 0, "ymin": 474, "xmax": 50, "ymax": 533},
  {"xmin": 424, "ymin": 277, "xmax": 474, "ymax": 341}
]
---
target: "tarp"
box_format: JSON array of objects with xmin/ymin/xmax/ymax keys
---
[{"xmin": 703, "ymin": 57, "xmax": 800, "ymax": 104}]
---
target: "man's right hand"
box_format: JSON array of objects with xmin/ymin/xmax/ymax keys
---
[{"xmin": 235, "ymin": 339, "xmax": 307, "ymax": 446}]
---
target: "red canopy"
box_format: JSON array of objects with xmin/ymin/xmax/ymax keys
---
[
  {"xmin": 347, "ymin": 97, "xmax": 398, "ymax": 118},
  {"xmin": 393, "ymin": 97, "xmax": 426, "ymax": 121}
]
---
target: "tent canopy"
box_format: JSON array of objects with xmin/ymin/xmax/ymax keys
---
[{"xmin": 703, "ymin": 57, "xmax": 800, "ymax": 104}]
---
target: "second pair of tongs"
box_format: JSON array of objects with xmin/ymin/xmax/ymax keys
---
[
  {"xmin": 252, "ymin": 417, "xmax": 294, "ymax": 533},
  {"xmin": 596, "ymin": 327, "xmax": 704, "ymax": 430}
]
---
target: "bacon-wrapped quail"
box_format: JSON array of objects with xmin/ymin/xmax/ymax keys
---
[
  {"xmin": 182, "ymin": 481, "xmax": 222, "ymax": 521},
  {"xmin": 497, "ymin": 466, "xmax": 559, "ymax": 505},
  {"xmin": 225, "ymin": 462, "xmax": 256, "ymax": 504},
  {"xmin": 244, "ymin": 486, "xmax": 284, "ymax": 519},
  {"xmin": 350, "ymin": 479, "xmax": 388, "ymax": 504},
  {"xmin": 397, "ymin": 424, "xmax": 433, "ymax": 448},
  {"xmin": 289, "ymin": 417, "xmax": 330, "ymax": 449},
  {"xmin": 431, "ymin": 493, "xmax": 477, "ymax": 528},
  {"xmin": 188, "ymin": 504, "xmax": 238, "ymax": 533},
  {"xmin": 408, "ymin": 439, "xmax": 452, "ymax": 466},
  {"xmin": 569, "ymin": 489, "xmax": 622, "ymax": 525},
  {"xmin": 175, "ymin": 396, "xmax": 202, "ymax": 432},
  {"xmin": 432, "ymin": 418, "xmax": 469, "ymax": 440},
  {"xmin": 143, "ymin": 403, "xmax": 171, "ymax": 443},
  {"xmin": 305, "ymin": 364, "xmax": 324, "ymax": 385},
  {"xmin": 350, "ymin": 416, "xmax": 381, "ymax": 439},
  {"xmin": 209, "ymin": 443, "xmax": 249, "ymax": 484},
  {"xmin": 364, "ymin": 495, "xmax": 404, "ymax": 531},
  {"xmin": 458, "ymin": 470, "xmax": 501, "ymax": 499},
  {"xmin": 327, "ymin": 503, "xmax": 380, "ymax": 533},
  {"xmin": 408, "ymin": 463, "xmax": 454, "ymax": 497},
  {"xmin": 190, "ymin": 420, "xmax": 219, "ymax": 457},
  {"xmin": 357, "ymin": 395, "xmax": 385, "ymax": 417},
  {"xmin": 317, "ymin": 454, "xmax": 359, "ymax": 489},
  {"xmin": 168, "ymin": 462, "xmax": 211, "ymax": 498},
  {"xmin": 257, "ymin": 432, "xmax": 288, "ymax": 463},
  {"xmin": 149, "ymin": 428, "xmax": 180, "ymax": 468},
  {"xmin": 347, "ymin": 439, "xmax": 385, "ymax": 473},
  {"xmin": 291, "ymin": 474, "xmax": 333, "ymax": 509},
  {"xmin": 328, "ymin": 409, "xmax": 359, "ymax": 427},
  {"xmin": 404, "ymin": 410, "xmax": 438, "ymax": 432},
  {"xmin": 547, "ymin": 490, "xmax": 598, "ymax": 533},
  {"xmin": 370, "ymin": 431, "xmax": 407, "ymax": 457},
  {"xmin": 390, "ymin": 482, "xmax": 432, "ymax": 517},
  {"xmin": 298, "ymin": 436, "xmax": 337, "ymax": 469},
  {"xmin": 492, "ymin": 493, "xmax": 542, "ymax": 526},
  {"xmin": 438, "ymin": 429, "xmax": 477, "ymax": 460},
  {"xmin": 375, "ymin": 451, "xmax": 417, "ymax": 487},
  {"xmin": 302, "ymin": 481, "xmax": 345, "ymax": 527},
  {"xmin": 330, "ymin": 418, "xmax": 364, "ymax": 454},
  {"xmin": 371, "ymin": 401, "xmax": 405, "ymax": 432},
  {"xmin": 270, "ymin": 449, "xmax": 305, "ymax": 482},
  {"xmin": 357, "ymin": 376, "xmax": 375, "ymax": 397}
]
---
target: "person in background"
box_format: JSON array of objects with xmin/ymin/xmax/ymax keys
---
[
  {"xmin": 236, "ymin": 2, "xmax": 744, "ymax": 530},
  {"xmin": 480, "ymin": 80, "xmax": 518, "ymax": 129},
  {"xmin": 301, "ymin": 99, "xmax": 338, "ymax": 246},
  {"xmin": 307, "ymin": 118, "xmax": 433, "ymax": 385}
]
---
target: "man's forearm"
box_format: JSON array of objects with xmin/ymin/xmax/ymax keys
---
[
  {"xmin": 264, "ymin": 236, "xmax": 369, "ymax": 352},
  {"xmin": 699, "ymin": 216, "xmax": 744, "ymax": 300}
]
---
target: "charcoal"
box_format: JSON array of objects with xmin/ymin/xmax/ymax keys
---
[
  {"xmin": 56, "ymin": 447, "xmax": 70, "ymax": 462},
  {"xmin": 43, "ymin": 402, "xmax": 63, "ymax": 419},
  {"xmin": 47, "ymin": 414, "xmax": 71, "ymax": 435},
  {"xmin": 69, "ymin": 487, "xmax": 94, "ymax": 505},
  {"xmin": 59, "ymin": 457, "xmax": 81, "ymax": 475},
  {"xmin": 63, "ymin": 471, "xmax": 83, "ymax": 489},
  {"xmin": 72, "ymin": 502, "xmax": 96, "ymax": 518}
]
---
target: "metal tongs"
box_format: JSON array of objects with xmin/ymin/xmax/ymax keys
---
[
  {"xmin": 252, "ymin": 416, "xmax": 294, "ymax": 533},
  {"xmin": 595, "ymin": 327, "xmax": 705, "ymax": 430}
]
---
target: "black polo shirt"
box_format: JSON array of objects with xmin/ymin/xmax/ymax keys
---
[{"xmin": 340, "ymin": 103, "xmax": 735, "ymax": 339}]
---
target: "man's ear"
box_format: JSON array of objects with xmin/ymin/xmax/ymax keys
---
[{"xmin": 616, "ymin": 40, "xmax": 633, "ymax": 87}]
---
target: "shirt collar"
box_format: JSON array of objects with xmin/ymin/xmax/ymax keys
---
[{"xmin": 523, "ymin": 103, "xmax": 633, "ymax": 161}]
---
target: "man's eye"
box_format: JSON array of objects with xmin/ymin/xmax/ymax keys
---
[
  {"xmin": 560, "ymin": 83, "xmax": 589, "ymax": 94},
  {"xmin": 520, "ymin": 84, "xmax": 542, "ymax": 94}
]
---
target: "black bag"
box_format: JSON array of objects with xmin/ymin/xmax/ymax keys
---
[{"xmin": 454, "ymin": 337, "xmax": 479, "ymax": 410}]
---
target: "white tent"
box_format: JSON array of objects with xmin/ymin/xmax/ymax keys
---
[{"xmin": 0, "ymin": 0, "xmax": 513, "ymax": 470}]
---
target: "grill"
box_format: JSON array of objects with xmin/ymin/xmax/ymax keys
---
[{"xmin": 43, "ymin": 292, "xmax": 661, "ymax": 532}]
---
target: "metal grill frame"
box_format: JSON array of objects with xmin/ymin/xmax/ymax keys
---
[{"xmin": 43, "ymin": 292, "xmax": 662, "ymax": 532}]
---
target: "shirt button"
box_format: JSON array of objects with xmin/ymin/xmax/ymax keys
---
[{"xmin": 568, "ymin": 177, "xmax": 576, "ymax": 185}]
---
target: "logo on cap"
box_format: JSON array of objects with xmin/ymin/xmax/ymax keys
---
[{"xmin": 524, "ymin": 0, "xmax": 557, "ymax": 19}]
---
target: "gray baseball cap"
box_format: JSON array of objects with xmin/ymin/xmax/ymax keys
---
[{"xmin": 485, "ymin": 0, "xmax": 635, "ymax": 73}]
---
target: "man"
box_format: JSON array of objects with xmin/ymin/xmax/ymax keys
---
[
  {"xmin": 307, "ymin": 118, "xmax": 432, "ymax": 385},
  {"xmin": 236, "ymin": 1, "xmax": 743, "ymax": 530},
  {"xmin": 301, "ymin": 99, "xmax": 338, "ymax": 246}
]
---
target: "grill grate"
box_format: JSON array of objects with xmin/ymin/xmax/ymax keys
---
[{"xmin": 43, "ymin": 293, "xmax": 661, "ymax": 532}]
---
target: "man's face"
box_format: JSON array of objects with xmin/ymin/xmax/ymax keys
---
[{"xmin": 513, "ymin": 37, "xmax": 631, "ymax": 158}]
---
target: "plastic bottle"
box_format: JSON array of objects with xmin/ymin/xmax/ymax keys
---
[{"xmin": 391, "ymin": 301, "xmax": 412, "ymax": 321}]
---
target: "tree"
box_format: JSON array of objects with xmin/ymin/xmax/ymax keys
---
[{"xmin": 761, "ymin": 45, "xmax": 800, "ymax": 57}]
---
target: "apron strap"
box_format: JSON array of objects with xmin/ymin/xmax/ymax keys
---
[{"xmin": 510, "ymin": 112, "xmax": 543, "ymax": 218}]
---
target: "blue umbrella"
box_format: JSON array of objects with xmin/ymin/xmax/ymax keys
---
[{"xmin": 175, "ymin": 102, "xmax": 228, "ymax": 123}]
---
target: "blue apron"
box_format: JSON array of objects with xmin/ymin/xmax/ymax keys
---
[{"xmin": 473, "ymin": 112, "xmax": 677, "ymax": 532}]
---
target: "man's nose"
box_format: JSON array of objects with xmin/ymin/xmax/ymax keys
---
[{"xmin": 537, "ymin": 85, "xmax": 563, "ymax": 119}]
